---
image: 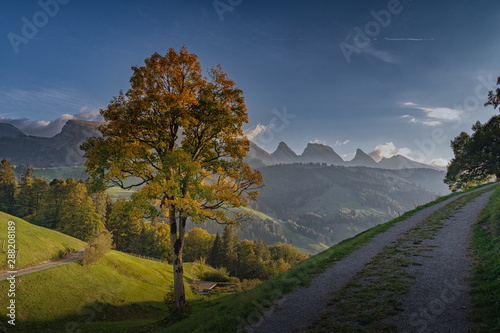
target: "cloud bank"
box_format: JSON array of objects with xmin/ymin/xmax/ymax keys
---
[{"xmin": 369, "ymin": 142, "xmax": 412, "ymax": 162}]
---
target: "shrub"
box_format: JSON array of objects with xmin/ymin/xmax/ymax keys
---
[
  {"xmin": 199, "ymin": 267, "xmax": 230, "ymax": 282},
  {"xmin": 163, "ymin": 284, "xmax": 191, "ymax": 323},
  {"xmin": 237, "ymin": 279, "xmax": 262, "ymax": 292},
  {"xmin": 83, "ymin": 230, "xmax": 113, "ymax": 266}
]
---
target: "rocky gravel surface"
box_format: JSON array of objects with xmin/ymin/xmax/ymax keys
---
[{"xmin": 385, "ymin": 190, "xmax": 494, "ymax": 332}]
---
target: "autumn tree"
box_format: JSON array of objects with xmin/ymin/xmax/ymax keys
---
[
  {"xmin": 81, "ymin": 47, "xmax": 262, "ymax": 313},
  {"xmin": 0, "ymin": 159, "xmax": 16, "ymax": 214},
  {"xmin": 183, "ymin": 228, "xmax": 214, "ymax": 262}
]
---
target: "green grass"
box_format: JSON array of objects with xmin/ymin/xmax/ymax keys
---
[
  {"xmin": 276, "ymin": 219, "xmax": 329, "ymax": 254},
  {"xmin": 0, "ymin": 212, "xmax": 85, "ymax": 270},
  {"xmin": 154, "ymin": 183, "xmax": 496, "ymax": 333},
  {"xmin": 106, "ymin": 187, "xmax": 136, "ymax": 201},
  {"xmin": 0, "ymin": 251, "xmax": 198, "ymax": 332},
  {"xmin": 470, "ymin": 185, "xmax": 500, "ymax": 332},
  {"xmin": 0, "ymin": 214, "xmax": 200, "ymax": 332}
]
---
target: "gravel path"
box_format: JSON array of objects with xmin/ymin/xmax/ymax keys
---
[
  {"xmin": 385, "ymin": 190, "xmax": 494, "ymax": 333},
  {"xmin": 0, "ymin": 248, "xmax": 84, "ymax": 281},
  {"xmin": 249, "ymin": 185, "xmax": 496, "ymax": 333}
]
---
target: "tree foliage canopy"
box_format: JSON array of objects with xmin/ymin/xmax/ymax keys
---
[
  {"xmin": 81, "ymin": 46, "xmax": 262, "ymax": 312},
  {"xmin": 445, "ymin": 76, "xmax": 500, "ymax": 191}
]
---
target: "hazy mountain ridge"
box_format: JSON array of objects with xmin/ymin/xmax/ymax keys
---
[
  {"xmin": 248, "ymin": 141, "xmax": 440, "ymax": 170},
  {"xmin": 1, "ymin": 120, "xmax": 439, "ymax": 171},
  {"xmin": 247, "ymin": 163, "xmax": 448, "ymax": 248},
  {"xmin": 0, "ymin": 120, "xmax": 104, "ymax": 167}
]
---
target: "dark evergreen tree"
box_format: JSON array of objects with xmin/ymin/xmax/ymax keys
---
[
  {"xmin": 15, "ymin": 169, "xmax": 49, "ymax": 220},
  {"xmin": 222, "ymin": 225, "xmax": 240, "ymax": 276},
  {"xmin": 208, "ymin": 233, "xmax": 224, "ymax": 268},
  {"xmin": 0, "ymin": 159, "xmax": 16, "ymax": 214},
  {"xmin": 35, "ymin": 179, "xmax": 67, "ymax": 228}
]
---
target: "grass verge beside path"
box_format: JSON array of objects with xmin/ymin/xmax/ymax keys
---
[
  {"xmin": 470, "ymin": 186, "xmax": 500, "ymax": 332},
  {"xmin": 159, "ymin": 184, "xmax": 497, "ymax": 333}
]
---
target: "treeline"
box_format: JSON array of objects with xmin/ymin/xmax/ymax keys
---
[
  {"xmin": 185, "ymin": 226, "xmax": 307, "ymax": 281},
  {"xmin": 0, "ymin": 158, "xmax": 306, "ymax": 281},
  {"xmin": 0, "ymin": 159, "xmax": 169, "ymax": 258}
]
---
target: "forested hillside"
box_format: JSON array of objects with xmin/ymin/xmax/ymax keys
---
[{"xmin": 188, "ymin": 164, "xmax": 447, "ymax": 252}]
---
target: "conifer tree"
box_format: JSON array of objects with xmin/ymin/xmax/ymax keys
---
[
  {"xmin": 0, "ymin": 159, "xmax": 16, "ymax": 214},
  {"xmin": 208, "ymin": 233, "xmax": 224, "ymax": 268}
]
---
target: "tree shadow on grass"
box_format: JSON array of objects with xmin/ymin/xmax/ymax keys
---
[{"xmin": 0, "ymin": 301, "xmax": 171, "ymax": 333}]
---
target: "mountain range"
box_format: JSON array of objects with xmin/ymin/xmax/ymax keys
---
[
  {"xmin": 0, "ymin": 120, "xmax": 103, "ymax": 167},
  {"xmin": 247, "ymin": 141, "xmax": 442, "ymax": 170},
  {"xmin": 0, "ymin": 120, "xmax": 442, "ymax": 172}
]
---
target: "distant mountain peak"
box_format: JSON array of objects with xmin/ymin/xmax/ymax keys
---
[
  {"xmin": 348, "ymin": 148, "xmax": 377, "ymax": 167},
  {"xmin": 271, "ymin": 142, "xmax": 299, "ymax": 164},
  {"xmin": 378, "ymin": 154, "xmax": 434, "ymax": 170},
  {"xmin": 301, "ymin": 142, "xmax": 344, "ymax": 165},
  {"xmin": 0, "ymin": 123, "xmax": 26, "ymax": 138}
]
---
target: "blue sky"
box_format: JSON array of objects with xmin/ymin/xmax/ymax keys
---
[{"xmin": 1, "ymin": 0, "xmax": 499, "ymax": 166}]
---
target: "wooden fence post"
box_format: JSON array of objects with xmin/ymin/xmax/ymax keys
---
[{"xmin": 2, "ymin": 240, "xmax": 4, "ymax": 251}]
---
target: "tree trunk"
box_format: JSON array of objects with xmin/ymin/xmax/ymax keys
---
[{"xmin": 170, "ymin": 207, "xmax": 187, "ymax": 313}]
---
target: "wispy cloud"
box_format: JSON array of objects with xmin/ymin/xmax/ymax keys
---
[
  {"xmin": 384, "ymin": 38, "xmax": 435, "ymax": 41},
  {"xmin": 361, "ymin": 46, "xmax": 397, "ymax": 63},
  {"xmin": 402, "ymin": 102, "xmax": 461, "ymax": 126},
  {"xmin": 310, "ymin": 139, "xmax": 327, "ymax": 145},
  {"xmin": 0, "ymin": 88, "xmax": 91, "ymax": 114},
  {"xmin": 243, "ymin": 123, "xmax": 272, "ymax": 140},
  {"xmin": 334, "ymin": 139, "xmax": 350, "ymax": 147}
]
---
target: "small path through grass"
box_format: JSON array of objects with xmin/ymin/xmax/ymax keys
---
[
  {"xmin": 250, "ymin": 185, "xmax": 496, "ymax": 333},
  {"xmin": 383, "ymin": 189, "xmax": 494, "ymax": 332},
  {"xmin": 0, "ymin": 248, "xmax": 84, "ymax": 281}
]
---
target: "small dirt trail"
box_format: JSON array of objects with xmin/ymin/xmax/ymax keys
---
[
  {"xmin": 0, "ymin": 249, "xmax": 84, "ymax": 281},
  {"xmin": 250, "ymin": 185, "xmax": 496, "ymax": 333},
  {"xmin": 385, "ymin": 190, "xmax": 494, "ymax": 332}
]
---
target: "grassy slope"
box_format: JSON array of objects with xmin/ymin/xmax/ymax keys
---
[
  {"xmin": 160, "ymin": 183, "xmax": 496, "ymax": 333},
  {"xmin": 0, "ymin": 214, "xmax": 196, "ymax": 332},
  {"xmin": 240, "ymin": 207, "xmax": 329, "ymax": 254},
  {"xmin": 0, "ymin": 212, "xmax": 85, "ymax": 270},
  {"xmin": 0, "ymin": 251, "xmax": 197, "ymax": 332},
  {"xmin": 470, "ymin": 185, "xmax": 500, "ymax": 332}
]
